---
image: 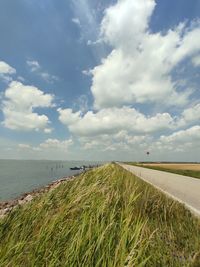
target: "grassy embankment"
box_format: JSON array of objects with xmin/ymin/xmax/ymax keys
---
[
  {"xmin": 126, "ymin": 163, "xmax": 200, "ymax": 179},
  {"xmin": 0, "ymin": 164, "xmax": 200, "ymax": 266}
]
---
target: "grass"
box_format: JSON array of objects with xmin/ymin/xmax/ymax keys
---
[
  {"xmin": 0, "ymin": 164, "xmax": 200, "ymax": 266},
  {"xmin": 127, "ymin": 163, "xmax": 200, "ymax": 179}
]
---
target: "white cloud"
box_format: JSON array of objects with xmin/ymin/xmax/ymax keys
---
[
  {"xmin": 44, "ymin": 128, "xmax": 53, "ymax": 134},
  {"xmin": 159, "ymin": 125, "xmax": 200, "ymax": 146},
  {"xmin": 72, "ymin": 17, "xmax": 81, "ymax": 26},
  {"xmin": 40, "ymin": 72, "xmax": 59, "ymax": 83},
  {"xmin": 142, "ymin": 125, "xmax": 200, "ymax": 157},
  {"xmin": 82, "ymin": 69, "xmax": 92, "ymax": 76},
  {"xmin": 192, "ymin": 54, "xmax": 200, "ymax": 66},
  {"xmin": 71, "ymin": 0, "xmax": 106, "ymax": 58},
  {"xmin": 2, "ymin": 81, "xmax": 54, "ymax": 132},
  {"xmin": 0, "ymin": 61, "xmax": 16, "ymax": 83},
  {"xmin": 4, "ymin": 0, "xmax": 198, "ymax": 161},
  {"xmin": 55, "ymin": 0, "xmax": 200, "ymax": 159},
  {"xmin": 80, "ymin": 130, "xmax": 148, "ymax": 152},
  {"xmin": 57, "ymin": 104, "xmax": 200, "ymax": 156},
  {"xmin": 0, "ymin": 61, "xmax": 16, "ymax": 74},
  {"xmin": 90, "ymin": 0, "xmax": 200, "ymax": 109},
  {"xmin": 100, "ymin": 0, "xmax": 155, "ymax": 50},
  {"xmin": 72, "ymin": 94, "xmax": 89, "ymax": 113},
  {"xmin": 26, "ymin": 60, "xmax": 59, "ymax": 83},
  {"xmin": 0, "ymin": 75, "xmax": 13, "ymax": 83},
  {"xmin": 58, "ymin": 108, "xmax": 81, "ymax": 126},
  {"xmin": 71, "ymin": 0, "xmax": 98, "ymax": 34},
  {"xmin": 18, "ymin": 138, "xmax": 73, "ymax": 152},
  {"xmin": 0, "ymin": 136, "xmax": 75, "ymax": 160},
  {"xmin": 58, "ymin": 106, "xmax": 175, "ymax": 137},
  {"xmin": 182, "ymin": 104, "xmax": 200, "ymax": 123},
  {"xmin": 26, "ymin": 60, "xmax": 40, "ymax": 72},
  {"xmin": 18, "ymin": 144, "xmax": 31, "ymax": 149},
  {"xmin": 176, "ymin": 103, "xmax": 200, "ymax": 128},
  {"xmin": 39, "ymin": 138, "xmax": 73, "ymax": 149},
  {"xmin": 17, "ymin": 76, "xmax": 25, "ymax": 82}
]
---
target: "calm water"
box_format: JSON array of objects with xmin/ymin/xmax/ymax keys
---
[{"xmin": 0, "ymin": 160, "xmax": 100, "ymax": 201}]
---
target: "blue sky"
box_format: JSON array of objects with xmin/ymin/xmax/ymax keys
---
[{"xmin": 0, "ymin": 0, "xmax": 200, "ymax": 161}]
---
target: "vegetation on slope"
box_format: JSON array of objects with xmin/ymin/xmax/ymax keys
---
[
  {"xmin": 0, "ymin": 164, "xmax": 200, "ymax": 266},
  {"xmin": 128, "ymin": 163, "xmax": 200, "ymax": 179}
]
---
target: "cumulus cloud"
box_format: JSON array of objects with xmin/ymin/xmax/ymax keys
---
[
  {"xmin": 58, "ymin": 108, "xmax": 81, "ymax": 125},
  {"xmin": 79, "ymin": 130, "xmax": 148, "ymax": 152},
  {"xmin": 0, "ymin": 61, "xmax": 16, "ymax": 82},
  {"xmin": 160, "ymin": 125, "xmax": 200, "ymax": 144},
  {"xmin": 0, "ymin": 61, "xmax": 16, "ymax": 74},
  {"xmin": 2, "ymin": 81, "xmax": 54, "ymax": 132},
  {"xmin": 56, "ymin": 0, "xmax": 200, "ymax": 159},
  {"xmin": 39, "ymin": 138, "xmax": 73, "ymax": 149},
  {"xmin": 181, "ymin": 104, "xmax": 200, "ymax": 123},
  {"xmin": 18, "ymin": 138, "xmax": 73, "ymax": 153},
  {"xmin": 90, "ymin": 0, "xmax": 200, "ymax": 109},
  {"xmin": 58, "ymin": 106, "xmax": 175, "ymax": 137},
  {"xmin": 100, "ymin": 0, "xmax": 155, "ymax": 49},
  {"xmin": 142, "ymin": 125, "xmax": 200, "ymax": 157},
  {"xmin": 176, "ymin": 103, "xmax": 200, "ymax": 128}
]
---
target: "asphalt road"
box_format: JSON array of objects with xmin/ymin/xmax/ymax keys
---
[{"xmin": 119, "ymin": 164, "xmax": 200, "ymax": 217}]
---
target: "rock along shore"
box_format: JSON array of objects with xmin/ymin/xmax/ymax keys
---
[{"xmin": 0, "ymin": 173, "xmax": 80, "ymax": 219}]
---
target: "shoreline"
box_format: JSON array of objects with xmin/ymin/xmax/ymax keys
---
[{"xmin": 0, "ymin": 173, "xmax": 80, "ymax": 219}]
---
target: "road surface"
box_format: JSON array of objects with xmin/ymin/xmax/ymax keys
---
[{"xmin": 119, "ymin": 164, "xmax": 200, "ymax": 217}]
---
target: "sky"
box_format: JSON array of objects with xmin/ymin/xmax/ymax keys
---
[{"xmin": 0, "ymin": 0, "xmax": 200, "ymax": 161}]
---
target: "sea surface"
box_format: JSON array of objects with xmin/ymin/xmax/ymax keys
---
[{"xmin": 0, "ymin": 160, "xmax": 100, "ymax": 202}]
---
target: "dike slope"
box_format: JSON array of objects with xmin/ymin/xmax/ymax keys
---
[{"xmin": 0, "ymin": 164, "xmax": 200, "ymax": 266}]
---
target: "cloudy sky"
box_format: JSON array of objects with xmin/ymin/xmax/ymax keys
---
[{"xmin": 0, "ymin": 0, "xmax": 200, "ymax": 161}]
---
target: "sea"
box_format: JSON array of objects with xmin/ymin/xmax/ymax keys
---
[{"xmin": 0, "ymin": 159, "xmax": 101, "ymax": 202}]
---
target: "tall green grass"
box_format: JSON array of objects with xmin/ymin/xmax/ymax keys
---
[{"xmin": 0, "ymin": 164, "xmax": 200, "ymax": 266}]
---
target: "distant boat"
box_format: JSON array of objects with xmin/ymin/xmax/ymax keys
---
[
  {"xmin": 70, "ymin": 166, "xmax": 82, "ymax": 170},
  {"xmin": 70, "ymin": 165, "xmax": 98, "ymax": 171}
]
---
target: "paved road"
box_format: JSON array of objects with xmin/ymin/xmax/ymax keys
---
[{"xmin": 119, "ymin": 164, "xmax": 200, "ymax": 217}]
